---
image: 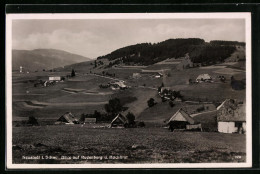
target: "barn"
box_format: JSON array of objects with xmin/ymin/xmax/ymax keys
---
[
  {"xmin": 110, "ymin": 114, "xmax": 128, "ymax": 128},
  {"xmin": 55, "ymin": 112, "xmax": 79, "ymax": 124},
  {"xmin": 217, "ymin": 99, "xmax": 246, "ymax": 134},
  {"xmin": 168, "ymin": 108, "xmax": 202, "ymax": 131}
]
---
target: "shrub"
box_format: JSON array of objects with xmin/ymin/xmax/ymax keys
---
[
  {"xmin": 137, "ymin": 121, "xmax": 145, "ymax": 127},
  {"xmin": 126, "ymin": 112, "xmax": 136, "ymax": 127},
  {"xmin": 169, "ymin": 101, "xmax": 175, "ymax": 107},
  {"xmin": 71, "ymin": 69, "xmax": 76, "ymax": 77},
  {"xmin": 105, "ymin": 98, "xmax": 123, "ymax": 116},
  {"xmin": 27, "ymin": 116, "xmax": 39, "ymax": 126},
  {"xmin": 197, "ymin": 106, "xmax": 205, "ymax": 112},
  {"xmin": 147, "ymin": 98, "xmax": 156, "ymax": 107}
]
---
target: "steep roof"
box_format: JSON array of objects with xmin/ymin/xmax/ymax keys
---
[
  {"xmin": 217, "ymin": 99, "xmax": 236, "ymax": 110},
  {"xmin": 217, "ymin": 100, "xmax": 246, "ymax": 122},
  {"xmin": 57, "ymin": 112, "xmax": 78, "ymax": 124},
  {"xmin": 168, "ymin": 108, "xmax": 196, "ymax": 124},
  {"xmin": 111, "ymin": 114, "xmax": 128, "ymax": 125}
]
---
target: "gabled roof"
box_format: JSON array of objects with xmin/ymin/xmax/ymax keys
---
[
  {"xmin": 111, "ymin": 114, "xmax": 128, "ymax": 125},
  {"xmin": 217, "ymin": 100, "xmax": 246, "ymax": 122},
  {"xmin": 168, "ymin": 108, "xmax": 196, "ymax": 124},
  {"xmin": 57, "ymin": 112, "xmax": 78, "ymax": 123},
  {"xmin": 217, "ymin": 99, "xmax": 236, "ymax": 110},
  {"xmin": 196, "ymin": 74, "xmax": 212, "ymax": 80}
]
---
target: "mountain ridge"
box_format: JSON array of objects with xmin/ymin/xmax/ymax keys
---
[{"xmin": 12, "ymin": 49, "xmax": 91, "ymax": 72}]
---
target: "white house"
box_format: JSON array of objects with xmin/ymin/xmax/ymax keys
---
[
  {"xmin": 217, "ymin": 99, "xmax": 246, "ymax": 134},
  {"xmin": 49, "ymin": 76, "xmax": 61, "ymax": 81}
]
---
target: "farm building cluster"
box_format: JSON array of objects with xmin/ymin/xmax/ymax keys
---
[
  {"xmin": 34, "ymin": 76, "xmax": 65, "ymax": 87},
  {"xmin": 99, "ymin": 80, "xmax": 128, "ymax": 90}
]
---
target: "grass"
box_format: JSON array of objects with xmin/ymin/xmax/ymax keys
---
[{"xmin": 12, "ymin": 125, "xmax": 246, "ymax": 164}]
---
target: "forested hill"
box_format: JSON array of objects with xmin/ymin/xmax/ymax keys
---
[{"xmin": 97, "ymin": 38, "xmax": 245, "ymax": 66}]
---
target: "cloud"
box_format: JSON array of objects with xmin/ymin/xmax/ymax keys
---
[{"xmin": 12, "ymin": 19, "xmax": 245, "ymax": 59}]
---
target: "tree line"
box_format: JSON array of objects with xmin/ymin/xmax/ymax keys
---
[{"xmin": 97, "ymin": 38, "xmax": 243, "ymax": 66}]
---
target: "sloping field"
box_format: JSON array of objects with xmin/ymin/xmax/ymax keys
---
[
  {"xmin": 143, "ymin": 64, "xmax": 178, "ymax": 70},
  {"xmin": 138, "ymin": 101, "xmax": 217, "ymax": 127},
  {"xmin": 13, "ymin": 126, "xmax": 246, "ymax": 164}
]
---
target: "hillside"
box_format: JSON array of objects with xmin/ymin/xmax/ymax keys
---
[
  {"xmin": 12, "ymin": 49, "xmax": 91, "ymax": 72},
  {"xmin": 97, "ymin": 38, "xmax": 244, "ymax": 66}
]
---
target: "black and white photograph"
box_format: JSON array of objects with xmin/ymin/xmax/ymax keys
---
[{"xmin": 6, "ymin": 13, "xmax": 252, "ymax": 168}]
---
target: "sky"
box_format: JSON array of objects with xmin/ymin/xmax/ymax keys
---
[{"xmin": 12, "ymin": 19, "xmax": 245, "ymax": 59}]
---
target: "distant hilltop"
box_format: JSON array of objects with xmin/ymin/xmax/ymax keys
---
[
  {"xmin": 12, "ymin": 49, "xmax": 91, "ymax": 72},
  {"xmin": 97, "ymin": 38, "xmax": 245, "ymax": 66}
]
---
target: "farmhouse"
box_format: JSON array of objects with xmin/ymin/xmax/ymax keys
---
[
  {"xmin": 49, "ymin": 76, "xmax": 61, "ymax": 81},
  {"xmin": 110, "ymin": 81, "xmax": 127, "ymax": 89},
  {"xmin": 217, "ymin": 99, "xmax": 246, "ymax": 134},
  {"xmin": 196, "ymin": 74, "xmax": 212, "ymax": 82},
  {"xmin": 155, "ymin": 72, "xmax": 163, "ymax": 78},
  {"xmin": 110, "ymin": 114, "xmax": 128, "ymax": 128},
  {"xmin": 55, "ymin": 112, "xmax": 79, "ymax": 124},
  {"xmin": 168, "ymin": 108, "xmax": 202, "ymax": 131}
]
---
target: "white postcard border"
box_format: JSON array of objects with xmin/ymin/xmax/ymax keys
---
[{"xmin": 6, "ymin": 12, "xmax": 252, "ymax": 169}]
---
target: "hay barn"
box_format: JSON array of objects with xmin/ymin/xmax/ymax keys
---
[
  {"xmin": 55, "ymin": 112, "xmax": 79, "ymax": 124},
  {"xmin": 110, "ymin": 114, "xmax": 128, "ymax": 128},
  {"xmin": 168, "ymin": 108, "xmax": 202, "ymax": 131}
]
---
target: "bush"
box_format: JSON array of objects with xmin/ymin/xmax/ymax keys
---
[
  {"xmin": 71, "ymin": 69, "xmax": 76, "ymax": 77},
  {"xmin": 27, "ymin": 116, "xmax": 39, "ymax": 126},
  {"xmin": 197, "ymin": 106, "xmax": 205, "ymax": 112},
  {"xmin": 137, "ymin": 121, "xmax": 145, "ymax": 127},
  {"xmin": 79, "ymin": 114, "xmax": 85, "ymax": 123},
  {"xmin": 105, "ymin": 98, "xmax": 123, "ymax": 116},
  {"xmin": 169, "ymin": 101, "xmax": 175, "ymax": 107},
  {"xmin": 147, "ymin": 98, "xmax": 156, "ymax": 107},
  {"xmin": 126, "ymin": 112, "xmax": 136, "ymax": 127}
]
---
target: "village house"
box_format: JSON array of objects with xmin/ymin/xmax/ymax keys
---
[
  {"xmin": 110, "ymin": 80, "xmax": 127, "ymax": 90},
  {"xmin": 217, "ymin": 99, "xmax": 246, "ymax": 134},
  {"xmin": 168, "ymin": 108, "xmax": 202, "ymax": 132},
  {"xmin": 55, "ymin": 112, "xmax": 79, "ymax": 125},
  {"xmin": 49, "ymin": 76, "xmax": 61, "ymax": 81},
  {"xmin": 196, "ymin": 74, "xmax": 212, "ymax": 83},
  {"xmin": 110, "ymin": 114, "xmax": 128, "ymax": 128}
]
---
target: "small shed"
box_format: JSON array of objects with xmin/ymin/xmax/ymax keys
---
[
  {"xmin": 168, "ymin": 108, "xmax": 202, "ymax": 131},
  {"xmin": 196, "ymin": 74, "xmax": 212, "ymax": 82},
  {"xmin": 55, "ymin": 112, "xmax": 79, "ymax": 124},
  {"xmin": 110, "ymin": 114, "xmax": 128, "ymax": 128},
  {"xmin": 217, "ymin": 99, "xmax": 246, "ymax": 134}
]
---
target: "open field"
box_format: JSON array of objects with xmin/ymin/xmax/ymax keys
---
[
  {"xmin": 12, "ymin": 58, "xmax": 247, "ymax": 164},
  {"xmin": 13, "ymin": 126, "xmax": 246, "ymax": 164}
]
